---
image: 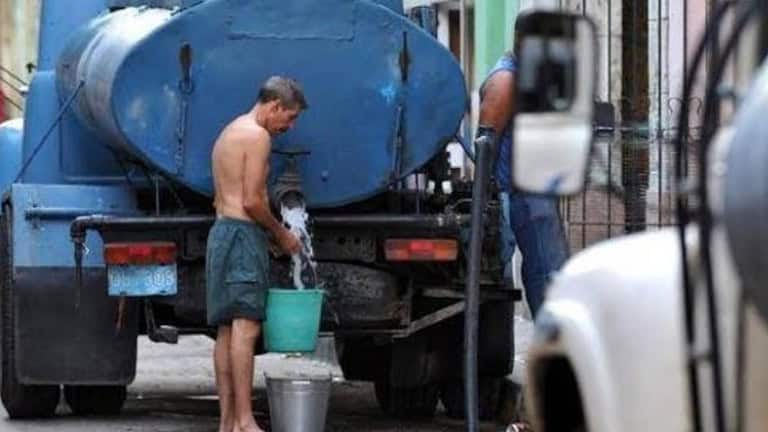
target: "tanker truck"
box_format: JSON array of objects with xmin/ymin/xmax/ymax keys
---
[
  {"xmin": 0, "ymin": 0, "xmax": 520, "ymax": 419},
  {"xmin": 511, "ymin": 4, "xmax": 768, "ymax": 431}
]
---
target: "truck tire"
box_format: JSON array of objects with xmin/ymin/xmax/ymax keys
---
[
  {"xmin": 0, "ymin": 208, "xmax": 61, "ymax": 418},
  {"xmin": 439, "ymin": 377, "xmax": 504, "ymax": 420},
  {"xmin": 374, "ymin": 379, "xmax": 439, "ymax": 418},
  {"xmin": 64, "ymin": 385, "xmax": 127, "ymax": 416}
]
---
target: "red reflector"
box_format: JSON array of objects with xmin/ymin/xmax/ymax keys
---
[
  {"xmin": 104, "ymin": 242, "xmax": 177, "ymax": 265},
  {"xmin": 384, "ymin": 239, "xmax": 458, "ymax": 262}
]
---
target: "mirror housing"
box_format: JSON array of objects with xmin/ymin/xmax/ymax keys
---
[{"xmin": 512, "ymin": 11, "xmax": 598, "ymax": 196}]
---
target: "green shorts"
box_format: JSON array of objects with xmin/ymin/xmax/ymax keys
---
[{"xmin": 205, "ymin": 217, "xmax": 270, "ymax": 326}]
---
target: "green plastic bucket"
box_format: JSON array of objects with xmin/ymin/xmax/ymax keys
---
[{"xmin": 265, "ymin": 288, "xmax": 324, "ymax": 353}]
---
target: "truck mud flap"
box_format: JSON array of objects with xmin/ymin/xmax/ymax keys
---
[{"xmin": 14, "ymin": 267, "xmax": 138, "ymax": 385}]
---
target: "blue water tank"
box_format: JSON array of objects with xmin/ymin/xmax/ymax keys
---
[
  {"xmin": 57, "ymin": 0, "xmax": 466, "ymax": 208},
  {"xmin": 0, "ymin": 119, "xmax": 23, "ymax": 193}
]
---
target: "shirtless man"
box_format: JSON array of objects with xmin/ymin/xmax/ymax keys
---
[{"xmin": 206, "ymin": 76, "xmax": 306, "ymax": 432}]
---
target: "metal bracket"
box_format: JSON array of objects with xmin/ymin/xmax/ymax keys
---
[
  {"xmin": 399, "ymin": 31, "xmax": 410, "ymax": 83},
  {"xmin": 390, "ymin": 105, "xmax": 405, "ymax": 180},
  {"xmin": 144, "ymin": 300, "xmax": 179, "ymax": 344},
  {"xmin": 175, "ymin": 43, "xmax": 194, "ymax": 175},
  {"xmin": 403, "ymin": 301, "xmax": 466, "ymax": 336},
  {"xmin": 333, "ymin": 297, "xmax": 500, "ymax": 340}
]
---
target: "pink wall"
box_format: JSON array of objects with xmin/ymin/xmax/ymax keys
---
[{"xmin": 667, "ymin": 0, "xmax": 708, "ymax": 131}]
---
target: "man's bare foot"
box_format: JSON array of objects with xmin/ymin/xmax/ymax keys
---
[
  {"xmin": 233, "ymin": 420, "xmax": 264, "ymax": 432},
  {"xmin": 218, "ymin": 419, "xmax": 233, "ymax": 432},
  {"xmin": 507, "ymin": 422, "xmax": 533, "ymax": 432},
  {"xmin": 233, "ymin": 426, "xmax": 264, "ymax": 432}
]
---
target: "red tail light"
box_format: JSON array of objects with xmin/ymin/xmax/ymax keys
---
[
  {"xmin": 104, "ymin": 242, "xmax": 177, "ymax": 265},
  {"xmin": 384, "ymin": 239, "xmax": 458, "ymax": 262}
]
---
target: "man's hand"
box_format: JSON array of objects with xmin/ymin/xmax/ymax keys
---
[
  {"xmin": 267, "ymin": 235, "xmax": 282, "ymax": 257},
  {"xmin": 276, "ymin": 228, "xmax": 301, "ymax": 255}
]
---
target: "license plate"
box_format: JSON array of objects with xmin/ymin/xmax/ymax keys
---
[{"xmin": 107, "ymin": 264, "xmax": 178, "ymax": 297}]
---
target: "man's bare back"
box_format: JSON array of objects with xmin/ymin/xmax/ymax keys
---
[{"xmin": 212, "ymin": 115, "xmax": 270, "ymax": 223}]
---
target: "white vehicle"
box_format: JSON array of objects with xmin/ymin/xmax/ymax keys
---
[{"xmin": 512, "ymin": 5, "xmax": 768, "ymax": 432}]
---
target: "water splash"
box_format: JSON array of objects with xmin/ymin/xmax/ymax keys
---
[{"xmin": 281, "ymin": 203, "xmax": 318, "ymax": 289}]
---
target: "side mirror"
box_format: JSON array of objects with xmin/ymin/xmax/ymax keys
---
[{"xmin": 512, "ymin": 11, "xmax": 597, "ymax": 196}]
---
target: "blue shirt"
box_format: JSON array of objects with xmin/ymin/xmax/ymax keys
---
[{"xmin": 480, "ymin": 55, "xmax": 516, "ymax": 192}]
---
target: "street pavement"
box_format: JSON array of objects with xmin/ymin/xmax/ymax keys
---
[{"xmin": 0, "ymin": 318, "xmax": 533, "ymax": 431}]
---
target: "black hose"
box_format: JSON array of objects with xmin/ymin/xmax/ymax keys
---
[
  {"xmin": 697, "ymin": 4, "xmax": 758, "ymax": 431},
  {"xmin": 463, "ymin": 131, "xmax": 495, "ymax": 432},
  {"xmin": 671, "ymin": 2, "xmax": 735, "ymax": 429},
  {"xmin": 735, "ymin": 288, "xmax": 746, "ymax": 432}
]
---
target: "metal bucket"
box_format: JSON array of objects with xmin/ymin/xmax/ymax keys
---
[{"xmin": 266, "ymin": 375, "xmax": 331, "ymax": 432}]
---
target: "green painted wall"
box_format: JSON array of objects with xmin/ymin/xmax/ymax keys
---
[{"xmin": 473, "ymin": 0, "xmax": 519, "ymax": 87}]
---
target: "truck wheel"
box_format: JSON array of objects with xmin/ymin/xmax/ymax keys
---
[
  {"xmin": 374, "ymin": 379, "xmax": 439, "ymax": 418},
  {"xmin": 439, "ymin": 377, "xmax": 504, "ymax": 420},
  {"xmin": 64, "ymin": 385, "xmax": 127, "ymax": 416},
  {"xmin": 0, "ymin": 209, "xmax": 60, "ymax": 418}
]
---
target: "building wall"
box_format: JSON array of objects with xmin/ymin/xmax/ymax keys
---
[
  {"xmin": 474, "ymin": 0, "xmax": 518, "ymax": 82},
  {"xmin": 542, "ymin": 0, "xmax": 707, "ymax": 249},
  {"xmin": 646, "ymin": 0, "xmax": 707, "ymax": 228},
  {"xmin": 554, "ymin": 0, "xmax": 628, "ymax": 249},
  {"xmin": 0, "ymin": 0, "xmax": 40, "ymax": 119}
]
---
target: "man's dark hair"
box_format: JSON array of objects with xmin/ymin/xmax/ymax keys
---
[{"xmin": 257, "ymin": 76, "xmax": 308, "ymax": 110}]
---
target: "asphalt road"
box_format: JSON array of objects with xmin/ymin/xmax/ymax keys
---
[{"xmin": 0, "ymin": 317, "xmax": 533, "ymax": 431}]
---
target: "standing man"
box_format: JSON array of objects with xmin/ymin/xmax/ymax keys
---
[
  {"xmin": 479, "ymin": 51, "xmax": 569, "ymax": 318},
  {"xmin": 207, "ymin": 76, "xmax": 306, "ymax": 432}
]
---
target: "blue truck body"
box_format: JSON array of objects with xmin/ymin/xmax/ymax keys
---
[{"xmin": 0, "ymin": 0, "xmax": 514, "ymax": 419}]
